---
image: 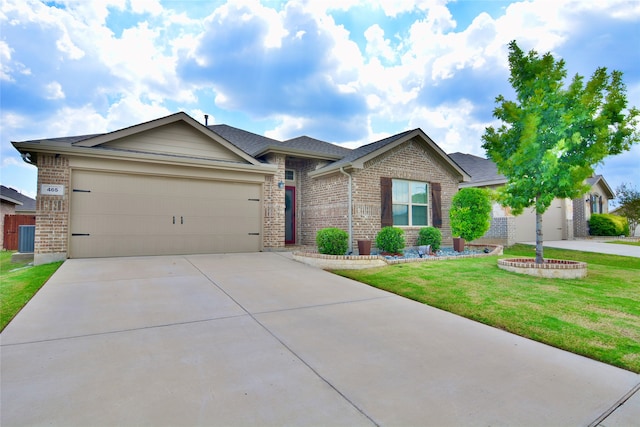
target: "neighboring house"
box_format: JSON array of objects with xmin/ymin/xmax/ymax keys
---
[
  {"xmin": 449, "ymin": 153, "xmax": 614, "ymax": 245},
  {"xmin": 12, "ymin": 112, "xmax": 469, "ymax": 264},
  {"xmin": 1, "ymin": 185, "xmax": 36, "ymax": 250},
  {"xmin": 611, "ymin": 205, "xmax": 640, "ymax": 237},
  {"xmin": 573, "ymin": 175, "xmax": 615, "ymax": 237}
]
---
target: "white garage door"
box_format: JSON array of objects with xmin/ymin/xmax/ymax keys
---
[
  {"xmin": 514, "ymin": 198, "xmax": 565, "ymax": 242},
  {"xmin": 70, "ymin": 170, "xmax": 262, "ymax": 258}
]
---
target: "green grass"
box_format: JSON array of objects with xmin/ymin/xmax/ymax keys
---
[
  {"xmin": 1, "ymin": 251, "xmax": 63, "ymax": 331},
  {"xmin": 334, "ymin": 244, "xmax": 640, "ymax": 373},
  {"xmin": 606, "ymin": 240, "xmax": 640, "ymax": 246}
]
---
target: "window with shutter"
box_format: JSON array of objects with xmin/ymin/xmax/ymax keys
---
[
  {"xmin": 431, "ymin": 182, "xmax": 442, "ymax": 228},
  {"xmin": 380, "ymin": 177, "xmax": 393, "ymax": 227},
  {"xmin": 381, "ymin": 178, "xmax": 435, "ymax": 227}
]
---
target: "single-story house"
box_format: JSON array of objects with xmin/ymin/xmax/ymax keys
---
[
  {"xmin": 448, "ymin": 152, "xmax": 614, "ymax": 245},
  {"xmin": 1, "ymin": 185, "xmax": 36, "ymax": 250},
  {"xmin": 12, "ymin": 112, "xmax": 470, "ymax": 264}
]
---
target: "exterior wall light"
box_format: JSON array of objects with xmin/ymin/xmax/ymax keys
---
[{"xmin": 278, "ymin": 180, "xmax": 285, "ymax": 189}]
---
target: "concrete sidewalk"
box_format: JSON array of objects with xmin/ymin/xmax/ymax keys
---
[
  {"xmin": 520, "ymin": 239, "xmax": 640, "ymax": 258},
  {"xmin": 1, "ymin": 253, "xmax": 638, "ymax": 426}
]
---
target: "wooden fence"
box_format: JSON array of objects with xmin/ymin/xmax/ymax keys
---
[{"xmin": 3, "ymin": 214, "xmax": 36, "ymax": 250}]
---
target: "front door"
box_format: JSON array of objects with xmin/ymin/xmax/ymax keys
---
[{"xmin": 285, "ymin": 186, "xmax": 296, "ymax": 244}]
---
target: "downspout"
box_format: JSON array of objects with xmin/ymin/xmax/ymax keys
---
[{"xmin": 339, "ymin": 167, "xmax": 353, "ymax": 254}]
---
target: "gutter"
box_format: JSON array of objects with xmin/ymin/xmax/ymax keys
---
[{"xmin": 339, "ymin": 167, "xmax": 353, "ymax": 254}]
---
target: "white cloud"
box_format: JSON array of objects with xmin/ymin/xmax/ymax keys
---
[
  {"xmin": 1, "ymin": 156, "xmax": 32, "ymax": 169},
  {"xmin": 44, "ymin": 81, "xmax": 65, "ymax": 100},
  {"xmin": 0, "ymin": 41, "xmax": 13, "ymax": 80},
  {"xmin": 364, "ymin": 24, "xmax": 396, "ymax": 62},
  {"xmin": 56, "ymin": 28, "xmax": 85, "ymax": 59},
  {"xmin": 1, "ymin": 0, "xmax": 638, "ymax": 196},
  {"xmin": 407, "ymin": 100, "xmax": 489, "ymax": 155},
  {"xmin": 264, "ymin": 115, "xmax": 308, "ymax": 140},
  {"xmin": 129, "ymin": 0, "xmax": 163, "ymax": 16}
]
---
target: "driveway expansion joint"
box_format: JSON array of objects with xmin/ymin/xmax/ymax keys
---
[
  {"xmin": 0, "ymin": 314, "xmax": 250, "ymax": 347},
  {"xmin": 588, "ymin": 381, "xmax": 640, "ymax": 427},
  {"xmin": 250, "ymin": 295, "xmax": 397, "ymax": 316}
]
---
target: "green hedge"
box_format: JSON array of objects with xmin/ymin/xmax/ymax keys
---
[
  {"xmin": 316, "ymin": 228, "xmax": 349, "ymax": 255},
  {"xmin": 376, "ymin": 227, "xmax": 405, "ymax": 254},
  {"xmin": 416, "ymin": 227, "xmax": 442, "ymax": 250},
  {"xmin": 589, "ymin": 214, "xmax": 629, "ymax": 236}
]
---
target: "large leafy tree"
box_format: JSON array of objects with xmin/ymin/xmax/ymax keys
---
[{"xmin": 482, "ymin": 41, "xmax": 639, "ymax": 263}]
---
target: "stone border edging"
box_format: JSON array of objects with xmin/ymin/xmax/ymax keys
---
[
  {"xmin": 293, "ymin": 244, "xmax": 503, "ymax": 270},
  {"xmin": 498, "ymin": 258, "xmax": 587, "ymax": 279}
]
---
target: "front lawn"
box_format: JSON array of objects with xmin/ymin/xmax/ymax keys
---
[
  {"xmin": 334, "ymin": 244, "xmax": 640, "ymax": 373},
  {"xmin": 0, "ymin": 251, "xmax": 63, "ymax": 331}
]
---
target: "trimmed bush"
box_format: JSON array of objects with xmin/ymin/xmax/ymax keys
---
[
  {"xmin": 450, "ymin": 188, "xmax": 492, "ymax": 241},
  {"xmin": 589, "ymin": 214, "xmax": 630, "ymax": 236},
  {"xmin": 417, "ymin": 227, "xmax": 442, "ymax": 250},
  {"xmin": 316, "ymin": 228, "xmax": 349, "ymax": 255},
  {"xmin": 376, "ymin": 226, "xmax": 405, "ymax": 254}
]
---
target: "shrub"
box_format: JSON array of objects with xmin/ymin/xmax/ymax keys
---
[
  {"xmin": 316, "ymin": 228, "xmax": 349, "ymax": 255},
  {"xmin": 417, "ymin": 227, "xmax": 442, "ymax": 250},
  {"xmin": 376, "ymin": 227, "xmax": 405, "ymax": 254},
  {"xmin": 589, "ymin": 214, "xmax": 630, "ymax": 236},
  {"xmin": 450, "ymin": 188, "xmax": 492, "ymax": 241}
]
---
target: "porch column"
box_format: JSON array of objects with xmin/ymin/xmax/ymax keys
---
[{"xmin": 263, "ymin": 153, "xmax": 286, "ymax": 249}]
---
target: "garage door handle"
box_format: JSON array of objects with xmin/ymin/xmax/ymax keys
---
[
  {"xmin": 173, "ymin": 216, "xmax": 175, "ymax": 224},
  {"xmin": 181, "ymin": 216, "xmax": 184, "ymax": 224}
]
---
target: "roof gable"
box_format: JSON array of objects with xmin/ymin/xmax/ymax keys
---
[
  {"xmin": 586, "ymin": 175, "xmax": 615, "ymax": 199},
  {"xmin": 99, "ymin": 121, "xmax": 248, "ymax": 163},
  {"xmin": 310, "ymin": 129, "xmax": 469, "ymax": 182},
  {"xmin": 73, "ymin": 112, "xmax": 259, "ymax": 165}
]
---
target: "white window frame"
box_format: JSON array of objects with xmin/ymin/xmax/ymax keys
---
[{"xmin": 392, "ymin": 179, "xmax": 429, "ymax": 226}]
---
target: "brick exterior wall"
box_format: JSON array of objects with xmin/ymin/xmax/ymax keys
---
[
  {"xmin": 573, "ymin": 196, "xmax": 588, "ymax": 237},
  {"xmin": 475, "ymin": 216, "xmax": 517, "ymax": 246},
  {"xmin": 262, "ymin": 153, "xmax": 286, "ymax": 249},
  {"xmin": 288, "ymin": 137, "xmax": 461, "ymax": 250},
  {"xmin": 351, "ymin": 137, "xmax": 459, "ymax": 248},
  {"xmin": 34, "ymin": 154, "xmax": 70, "ymax": 264},
  {"xmin": 297, "ymin": 159, "xmax": 349, "ymax": 246}
]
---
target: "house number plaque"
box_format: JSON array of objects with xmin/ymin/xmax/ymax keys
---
[{"xmin": 41, "ymin": 184, "xmax": 65, "ymax": 195}]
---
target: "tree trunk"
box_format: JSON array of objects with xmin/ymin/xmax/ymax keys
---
[{"xmin": 536, "ymin": 210, "xmax": 544, "ymax": 264}]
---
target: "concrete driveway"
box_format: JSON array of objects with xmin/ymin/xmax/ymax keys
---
[{"xmin": 1, "ymin": 252, "xmax": 638, "ymax": 426}]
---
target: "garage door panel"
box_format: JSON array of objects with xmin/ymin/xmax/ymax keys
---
[
  {"xmin": 73, "ymin": 214, "xmax": 170, "ymax": 235},
  {"xmin": 70, "ymin": 170, "xmax": 262, "ymax": 258}
]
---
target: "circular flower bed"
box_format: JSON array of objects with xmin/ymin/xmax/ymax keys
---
[{"xmin": 498, "ymin": 258, "xmax": 587, "ymax": 279}]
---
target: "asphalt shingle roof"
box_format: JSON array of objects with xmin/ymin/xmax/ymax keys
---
[
  {"xmin": 283, "ymin": 136, "xmax": 352, "ymax": 158},
  {"xmin": 327, "ymin": 129, "xmax": 415, "ymax": 170},
  {"xmin": 208, "ymin": 124, "xmax": 281, "ymax": 157},
  {"xmin": 0, "ymin": 185, "xmax": 36, "ymax": 211},
  {"xmin": 14, "ymin": 115, "xmax": 442, "ymax": 176},
  {"xmin": 209, "ymin": 125, "xmax": 353, "ymax": 159},
  {"xmin": 448, "ymin": 152, "xmax": 505, "ymax": 185}
]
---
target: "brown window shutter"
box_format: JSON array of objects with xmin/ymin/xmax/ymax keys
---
[
  {"xmin": 381, "ymin": 177, "xmax": 393, "ymax": 227},
  {"xmin": 431, "ymin": 182, "xmax": 442, "ymax": 228}
]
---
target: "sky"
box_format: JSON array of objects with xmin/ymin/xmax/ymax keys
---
[{"xmin": 1, "ymin": 0, "xmax": 639, "ymax": 204}]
